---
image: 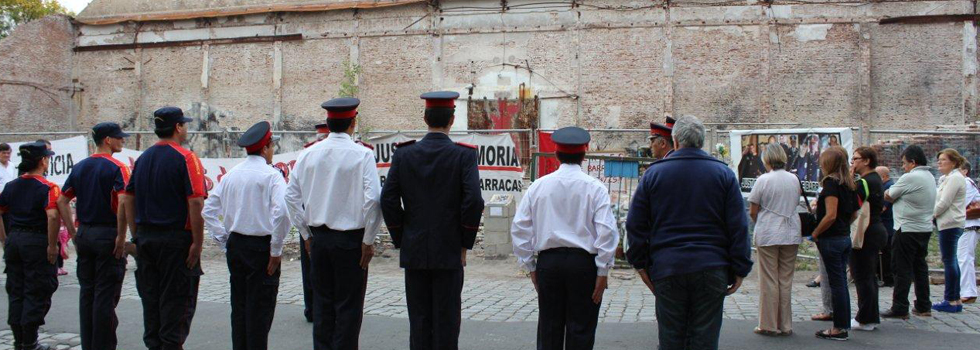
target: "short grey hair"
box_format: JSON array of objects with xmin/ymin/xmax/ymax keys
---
[
  {"xmin": 672, "ymin": 115, "xmax": 705, "ymax": 149},
  {"xmin": 762, "ymin": 142, "xmax": 787, "ymax": 170}
]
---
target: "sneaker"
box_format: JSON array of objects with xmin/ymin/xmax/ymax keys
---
[
  {"xmin": 57, "ymin": 268, "xmax": 68, "ymax": 276},
  {"xmin": 815, "ymin": 329, "xmax": 848, "ymax": 341},
  {"xmin": 806, "ymin": 280, "xmax": 820, "ymax": 288},
  {"xmin": 932, "ymin": 301, "xmax": 963, "ymax": 313},
  {"xmin": 880, "ymin": 309, "xmax": 909, "ymax": 320},
  {"xmin": 912, "ymin": 309, "xmax": 932, "ymax": 317},
  {"xmin": 850, "ymin": 319, "xmax": 878, "ymax": 331}
]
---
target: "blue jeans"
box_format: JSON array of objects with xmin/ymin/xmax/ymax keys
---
[
  {"xmin": 652, "ymin": 268, "xmax": 727, "ymax": 350},
  {"xmin": 817, "ymin": 236, "xmax": 851, "ymax": 330},
  {"xmin": 939, "ymin": 228, "xmax": 964, "ymax": 301}
]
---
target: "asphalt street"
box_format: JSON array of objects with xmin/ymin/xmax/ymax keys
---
[{"xmin": 2, "ymin": 285, "xmax": 977, "ymax": 349}]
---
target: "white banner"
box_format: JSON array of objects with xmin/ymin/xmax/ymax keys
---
[
  {"xmin": 370, "ymin": 133, "xmax": 524, "ymax": 200},
  {"xmin": 13, "ymin": 134, "xmax": 524, "ymax": 199},
  {"xmin": 8, "ymin": 136, "xmax": 89, "ymax": 186},
  {"xmin": 114, "ymin": 148, "xmax": 303, "ymax": 193}
]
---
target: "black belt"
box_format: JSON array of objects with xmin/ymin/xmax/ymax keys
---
[
  {"xmin": 541, "ymin": 247, "xmax": 595, "ymax": 256},
  {"xmin": 310, "ymin": 226, "xmax": 365, "ymax": 235},
  {"xmin": 9, "ymin": 225, "xmax": 46, "ymax": 234},
  {"xmin": 967, "ymin": 227, "xmax": 980, "ymax": 232},
  {"xmin": 230, "ymin": 232, "xmax": 272, "ymax": 241}
]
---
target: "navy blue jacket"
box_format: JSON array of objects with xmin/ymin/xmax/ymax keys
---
[
  {"xmin": 625, "ymin": 147, "xmax": 752, "ymax": 281},
  {"xmin": 381, "ymin": 133, "xmax": 485, "ymax": 269}
]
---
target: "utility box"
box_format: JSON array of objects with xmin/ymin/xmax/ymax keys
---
[{"xmin": 483, "ymin": 194, "xmax": 516, "ymax": 259}]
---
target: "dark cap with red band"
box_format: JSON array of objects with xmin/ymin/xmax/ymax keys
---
[
  {"xmin": 650, "ymin": 122, "xmax": 671, "ymax": 139},
  {"xmin": 239, "ymin": 121, "xmax": 278, "ymax": 153},
  {"xmin": 552, "ymin": 127, "xmax": 590, "ymax": 154},
  {"xmin": 421, "ymin": 91, "xmax": 460, "ymax": 108},
  {"xmin": 665, "ymin": 116, "xmax": 676, "ymax": 129},
  {"xmin": 321, "ymin": 97, "xmax": 360, "ymax": 120},
  {"xmin": 315, "ymin": 123, "xmax": 329, "ymax": 134}
]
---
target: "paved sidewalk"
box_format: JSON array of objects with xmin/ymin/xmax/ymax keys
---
[{"xmin": 2, "ymin": 248, "xmax": 979, "ymax": 349}]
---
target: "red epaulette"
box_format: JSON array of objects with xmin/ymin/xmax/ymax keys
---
[
  {"xmin": 356, "ymin": 140, "xmax": 374, "ymax": 150},
  {"xmin": 455, "ymin": 142, "xmax": 477, "ymax": 149},
  {"xmin": 304, "ymin": 140, "xmax": 320, "ymax": 149},
  {"xmin": 396, "ymin": 140, "xmax": 416, "ymax": 148}
]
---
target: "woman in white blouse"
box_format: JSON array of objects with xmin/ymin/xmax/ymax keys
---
[
  {"xmin": 933, "ymin": 148, "xmax": 968, "ymax": 313},
  {"xmin": 749, "ymin": 143, "xmax": 803, "ymax": 336}
]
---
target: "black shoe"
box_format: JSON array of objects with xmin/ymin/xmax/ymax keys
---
[
  {"xmin": 815, "ymin": 329, "xmax": 848, "ymax": 341},
  {"xmin": 880, "ymin": 309, "xmax": 909, "ymax": 320},
  {"xmin": 806, "ymin": 280, "xmax": 820, "ymax": 288},
  {"xmin": 22, "ymin": 343, "xmax": 52, "ymax": 350}
]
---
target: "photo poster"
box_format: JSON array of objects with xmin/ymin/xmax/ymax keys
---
[
  {"xmin": 369, "ymin": 133, "xmax": 525, "ymax": 201},
  {"xmin": 729, "ymin": 128, "xmax": 853, "ymax": 194}
]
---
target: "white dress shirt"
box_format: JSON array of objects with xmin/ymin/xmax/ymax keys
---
[
  {"xmin": 510, "ymin": 163, "xmax": 620, "ymax": 276},
  {"xmin": 202, "ymin": 155, "xmax": 291, "ymax": 257},
  {"xmin": 0, "ymin": 161, "xmax": 14, "ymax": 193},
  {"xmin": 285, "ymin": 132, "xmax": 381, "ymax": 244}
]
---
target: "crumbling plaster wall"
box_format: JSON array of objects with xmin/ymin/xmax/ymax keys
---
[{"xmin": 6, "ymin": 0, "xmax": 980, "ymax": 153}]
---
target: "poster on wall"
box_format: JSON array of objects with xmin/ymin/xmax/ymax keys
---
[
  {"xmin": 729, "ymin": 128, "xmax": 852, "ymax": 194},
  {"xmin": 370, "ymin": 133, "xmax": 524, "ymax": 200},
  {"xmin": 8, "ymin": 136, "xmax": 89, "ymax": 186}
]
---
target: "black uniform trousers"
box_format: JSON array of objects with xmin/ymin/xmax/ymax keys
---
[
  {"xmin": 134, "ymin": 227, "xmax": 203, "ymax": 350},
  {"xmin": 850, "ymin": 223, "xmax": 886, "ymax": 325},
  {"xmin": 301, "ymin": 235, "xmax": 314, "ymax": 321},
  {"xmin": 4, "ymin": 229, "xmax": 59, "ymax": 328},
  {"xmin": 309, "ymin": 226, "xmax": 368, "ymax": 350},
  {"xmin": 75, "ymin": 225, "xmax": 127, "ymax": 350},
  {"xmin": 227, "ymin": 233, "xmax": 280, "ymax": 350},
  {"xmin": 536, "ymin": 248, "xmax": 601, "ymax": 350},
  {"xmin": 405, "ymin": 268, "xmax": 464, "ymax": 350}
]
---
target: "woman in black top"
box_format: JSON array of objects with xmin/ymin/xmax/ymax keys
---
[
  {"xmin": 812, "ymin": 146, "xmax": 859, "ymax": 341},
  {"xmin": 850, "ymin": 147, "xmax": 888, "ymax": 330},
  {"xmin": 0, "ymin": 142, "xmax": 62, "ymax": 350}
]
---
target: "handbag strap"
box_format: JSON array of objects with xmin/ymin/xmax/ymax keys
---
[{"xmin": 798, "ymin": 177, "xmax": 814, "ymax": 214}]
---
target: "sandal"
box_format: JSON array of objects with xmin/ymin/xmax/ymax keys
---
[
  {"xmin": 753, "ymin": 327, "xmax": 778, "ymax": 336},
  {"xmin": 810, "ymin": 313, "xmax": 833, "ymax": 321}
]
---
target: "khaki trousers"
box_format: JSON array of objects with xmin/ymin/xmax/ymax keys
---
[{"xmin": 757, "ymin": 245, "xmax": 798, "ymax": 333}]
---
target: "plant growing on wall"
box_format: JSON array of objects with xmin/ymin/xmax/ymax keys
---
[{"xmin": 338, "ymin": 59, "xmax": 361, "ymax": 98}]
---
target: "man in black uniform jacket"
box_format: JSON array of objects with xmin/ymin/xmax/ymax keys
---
[{"xmin": 381, "ymin": 91, "xmax": 485, "ymax": 350}]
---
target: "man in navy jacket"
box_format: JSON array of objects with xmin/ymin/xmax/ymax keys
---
[{"xmin": 625, "ymin": 115, "xmax": 752, "ymax": 350}]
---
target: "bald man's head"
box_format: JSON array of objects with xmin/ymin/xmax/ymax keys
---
[{"xmin": 875, "ymin": 166, "xmax": 890, "ymax": 181}]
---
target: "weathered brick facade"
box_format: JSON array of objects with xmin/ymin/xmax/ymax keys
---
[{"xmin": 1, "ymin": 1, "xmax": 979, "ymax": 157}]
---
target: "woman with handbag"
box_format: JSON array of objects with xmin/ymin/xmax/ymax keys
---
[
  {"xmin": 849, "ymin": 147, "xmax": 888, "ymax": 331},
  {"xmin": 748, "ymin": 143, "xmax": 802, "ymax": 336},
  {"xmin": 812, "ymin": 146, "xmax": 859, "ymax": 341},
  {"xmin": 932, "ymin": 148, "xmax": 968, "ymax": 313},
  {"xmin": 958, "ymin": 162, "xmax": 980, "ymax": 304}
]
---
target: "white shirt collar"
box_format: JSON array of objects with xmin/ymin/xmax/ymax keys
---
[
  {"xmin": 558, "ymin": 163, "xmax": 584, "ymax": 173},
  {"xmin": 327, "ymin": 133, "xmax": 353, "ymax": 141},
  {"xmin": 244, "ymin": 155, "xmax": 268, "ymax": 165}
]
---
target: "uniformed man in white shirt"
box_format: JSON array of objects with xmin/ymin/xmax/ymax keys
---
[
  {"xmin": 0, "ymin": 143, "xmax": 13, "ymax": 190},
  {"xmin": 203, "ymin": 121, "xmax": 290, "ymax": 350},
  {"xmin": 285, "ymin": 97, "xmax": 381, "ymax": 350},
  {"xmin": 0, "ymin": 142, "xmax": 13, "ymax": 235},
  {"xmin": 510, "ymin": 126, "xmax": 619, "ymax": 350}
]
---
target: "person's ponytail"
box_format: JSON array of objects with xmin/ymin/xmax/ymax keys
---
[{"xmin": 17, "ymin": 156, "xmax": 41, "ymax": 176}]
